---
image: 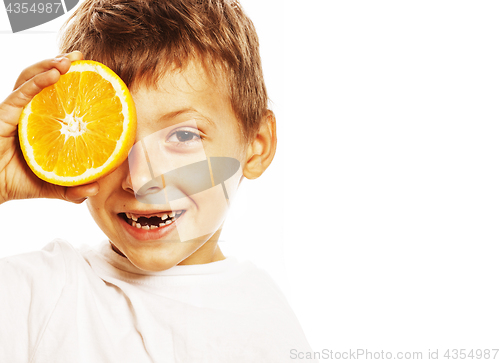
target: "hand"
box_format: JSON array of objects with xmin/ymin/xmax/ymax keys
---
[{"xmin": 0, "ymin": 51, "xmax": 99, "ymax": 205}]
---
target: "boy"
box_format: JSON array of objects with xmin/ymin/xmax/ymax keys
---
[{"xmin": 0, "ymin": 0, "xmax": 314, "ymax": 362}]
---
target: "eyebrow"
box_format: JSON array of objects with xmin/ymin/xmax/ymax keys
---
[{"xmin": 159, "ymin": 107, "xmax": 216, "ymax": 128}]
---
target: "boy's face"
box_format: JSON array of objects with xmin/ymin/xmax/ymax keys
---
[{"xmin": 86, "ymin": 61, "xmax": 247, "ymax": 271}]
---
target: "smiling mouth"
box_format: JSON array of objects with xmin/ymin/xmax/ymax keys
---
[{"xmin": 118, "ymin": 211, "xmax": 185, "ymax": 230}]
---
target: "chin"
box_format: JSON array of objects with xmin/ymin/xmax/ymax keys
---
[
  {"xmin": 129, "ymin": 254, "xmax": 180, "ymax": 272},
  {"xmin": 139, "ymin": 262, "xmax": 176, "ymax": 272},
  {"xmin": 111, "ymin": 243, "xmax": 179, "ymax": 272}
]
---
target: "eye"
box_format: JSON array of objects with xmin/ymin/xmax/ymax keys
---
[
  {"xmin": 174, "ymin": 131, "xmax": 198, "ymax": 142},
  {"xmin": 165, "ymin": 128, "xmax": 202, "ymax": 145}
]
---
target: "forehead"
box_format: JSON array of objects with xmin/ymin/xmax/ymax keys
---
[{"xmin": 130, "ymin": 61, "xmax": 234, "ymax": 131}]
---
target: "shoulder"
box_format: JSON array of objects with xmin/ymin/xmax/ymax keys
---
[
  {"xmin": 217, "ymin": 258, "xmax": 300, "ymax": 320},
  {"xmin": 0, "ymin": 239, "xmax": 79, "ymax": 272},
  {"xmin": 225, "ymin": 259, "xmax": 291, "ymax": 309},
  {"xmin": 0, "ymin": 239, "xmax": 85, "ymax": 360},
  {"xmin": 0, "ymin": 239, "xmax": 90, "ymax": 319},
  {"xmin": 208, "ymin": 259, "xmax": 314, "ymax": 357},
  {"xmin": 0, "ymin": 239, "xmax": 85, "ymax": 296}
]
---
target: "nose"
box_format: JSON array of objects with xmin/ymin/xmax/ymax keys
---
[{"xmin": 122, "ymin": 140, "xmax": 166, "ymax": 203}]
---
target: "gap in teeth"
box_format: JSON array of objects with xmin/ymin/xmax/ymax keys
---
[
  {"xmin": 126, "ymin": 211, "xmax": 182, "ymax": 220},
  {"xmin": 127, "ymin": 212, "xmax": 182, "ymax": 229}
]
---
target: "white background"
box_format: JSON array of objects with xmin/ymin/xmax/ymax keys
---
[{"xmin": 2, "ymin": 1, "xmax": 500, "ymax": 361}]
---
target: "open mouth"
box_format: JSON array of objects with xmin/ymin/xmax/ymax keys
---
[{"xmin": 118, "ymin": 211, "xmax": 185, "ymax": 230}]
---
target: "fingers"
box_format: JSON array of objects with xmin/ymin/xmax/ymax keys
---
[
  {"xmin": 14, "ymin": 57, "xmax": 69, "ymax": 91},
  {"xmin": 64, "ymin": 182, "xmax": 100, "ymax": 204},
  {"xmin": 1, "ymin": 51, "xmax": 84, "ymax": 137},
  {"xmin": 0, "ymin": 67, "xmax": 61, "ymax": 137},
  {"xmin": 13, "ymin": 51, "xmax": 83, "ymax": 90},
  {"xmin": 44, "ymin": 182, "xmax": 100, "ymax": 204},
  {"xmin": 0, "ymin": 68, "xmax": 61, "ymax": 132},
  {"xmin": 55, "ymin": 50, "xmax": 83, "ymax": 63}
]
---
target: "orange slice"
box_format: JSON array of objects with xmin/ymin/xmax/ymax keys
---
[{"xmin": 18, "ymin": 60, "xmax": 137, "ymax": 186}]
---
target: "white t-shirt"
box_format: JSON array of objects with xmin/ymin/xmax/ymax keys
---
[{"xmin": 0, "ymin": 239, "xmax": 314, "ymax": 363}]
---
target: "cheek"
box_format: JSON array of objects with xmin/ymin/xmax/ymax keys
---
[
  {"xmin": 228, "ymin": 134, "xmax": 248, "ymax": 164},
  {"xmin": 85, "ymin": 195, "xmax": 120, "ymax": 243},
  {"xmin": 85, "ymin": 197, "xmax": 105, "ymax": 227},
  {"xmin": 85, "ymin": 196, "xmax": 99, "ymax": 214},
  {"xmin": 85, "ymin": 184, "xmax": 114, "ymax": 226},
  {"xmin": 85, "ymin": 163, "xmax": 128, "ymax": 211},
  {"xmin": 173, "ymin": 185, "xmax": 228, "ymax": 242}
]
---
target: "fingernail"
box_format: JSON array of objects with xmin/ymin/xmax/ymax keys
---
[{"xmin": 53, "ymin": 56, "xmax": 66, "ymax": 63}]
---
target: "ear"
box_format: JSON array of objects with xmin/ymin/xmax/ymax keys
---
[{"xmin": 243, "ymin": 110, "xmax": 277, "ymax": 180}]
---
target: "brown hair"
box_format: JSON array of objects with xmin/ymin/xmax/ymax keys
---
[{"xmin": 58, "ymin": 0, "xmax": 268, "ymax": 143}]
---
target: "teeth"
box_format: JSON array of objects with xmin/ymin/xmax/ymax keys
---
[{"xmin": 125, "ymin": 211, "xmax": 183, "ymax": 227}]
